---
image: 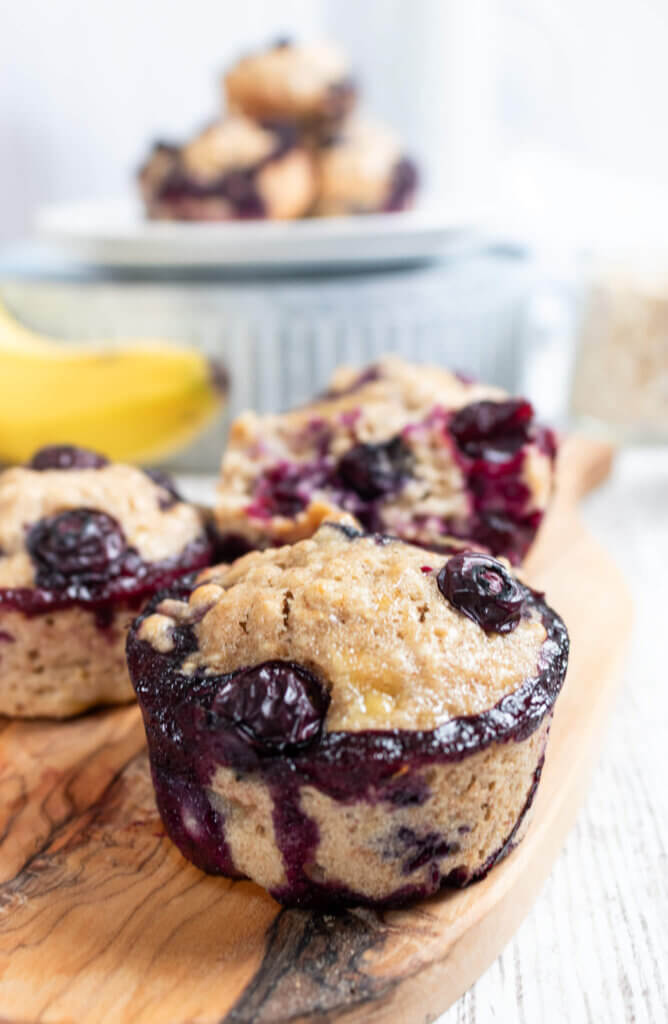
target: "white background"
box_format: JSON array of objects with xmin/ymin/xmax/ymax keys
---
[{"xmin": 2, "ymin": 0, "xmax": 668, "ymax": 243}]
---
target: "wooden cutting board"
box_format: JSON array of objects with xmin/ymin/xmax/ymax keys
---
[{"xmin": 0, "ymin": 438, "xmax": 631, "ymax": 1024}]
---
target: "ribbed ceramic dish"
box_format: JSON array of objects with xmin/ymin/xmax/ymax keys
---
[{"xmin": 0, "ymin": 254, "xmax": 534, "ymax": 469}]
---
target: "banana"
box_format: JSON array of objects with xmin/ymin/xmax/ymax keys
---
[{"xmin": 0, "ymin": 300, "xmax": 227, "ymax": 465}]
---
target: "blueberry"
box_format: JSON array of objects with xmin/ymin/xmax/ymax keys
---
[
  {"xmin": 170, "ymin": 624, "xmax": 198, "ymax": 658},
  {"xmin": 384, "ymin": 157, "xmax": 418, "ymax": 213},
  {"xmin": 210, "ymin": 661, "xmax": 329, "ymax": 754},
  {"xmin": 143, "ymin": 468, "xmax": 182, "ymax": 507},
  {"xmin": 27, "ymin": 509, "xmax": 128, "ymax": 588},
  {"xmin": 224, "ymin": 170, "xmax": 261, "ymax": 209},
  {"xmin": 473, "ymin": 511, "xmax": 537, "ymax": 567},
  {"xmin": 322, "ymin": 365, "xmax": 381, "ymax": 398},
  {"xmin": 396, "ymin": 827, "xmax": 459, "ymax": 875},
  {"xmin": 437, "ymin": 552, "xmax": 525, "ymax": 634},
  {"xmin": 259, "ymin": 465, "xmax": 310, "ymax": 517},
  {"xmin": 337, "ymin": 436, "xmax": 413, "ymax": 500},
  {"xmin": 250, "ymin": 460, "xmax": 332, "ymax": 519},
  {"xmin": 325, "ymin": 521, "xmax": 363, "ymax": 541},
  {"xmin": 28, "ymin": 445, "xmax": 109, "ymax": 471},
  {"xmin": 449, "ymin": 400, "xmax": 534, "ymax": 460}
]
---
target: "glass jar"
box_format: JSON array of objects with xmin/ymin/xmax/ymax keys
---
[{"xmin": 571, "ymin": 257, "xmax": 668, "ymax": 442}]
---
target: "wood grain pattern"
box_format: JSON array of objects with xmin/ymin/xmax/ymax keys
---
[{"xmin": 0, "ymin": 438, "xmax": 631, "ymax": 1024}]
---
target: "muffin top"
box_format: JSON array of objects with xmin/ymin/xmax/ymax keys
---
[
  {"xmin": 180, "ymin": 117, "xmax": 290, "ymax": 181},
  {"xmin": 140, "ymin": 118, "xmax": 294, "ymax": 191},
  {"xmin": 316, "ymin": 117, "xmax": 404, "ymax": 209},
  {"xmin": 221, "ymin": 355, "xmax": 504, "ymax": 470},
  {"xmin": 215, "ymin": 356, "xmax": 556, "ymax": 550},
  {"xmin": 0, "ymin": 446, "xmax": 208, "ymax": 592},
  {"xmin": 137, "ymin": 518, "xmax": 558, "ymax": 733},
  {"xmin": 327, "ymin": 355, "xmax": 502, "ymax": 416},
  {"xmin": 224, "ymin": 39, "xmax": 352, "ymax": 119}
]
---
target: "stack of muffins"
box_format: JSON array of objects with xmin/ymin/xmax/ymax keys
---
[
  {"xmin": 0, "ymin": 358, "xmax": 568, "ymax": 909},
  {"xmin": 138, "ymin": 38, "xmax": 418, "ymax": 221}
]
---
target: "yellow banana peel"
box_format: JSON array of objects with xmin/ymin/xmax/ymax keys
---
[{"xmin": 0, "ymin": 301, "xmax": 227, "ymax": 465}]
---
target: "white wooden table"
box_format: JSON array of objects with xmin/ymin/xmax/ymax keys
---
[{"xmin": 438, "ymin": 447, "xmax": 668, "ymax": 1024}]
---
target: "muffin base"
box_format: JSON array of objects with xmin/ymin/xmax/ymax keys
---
[
  {"xmin": 0, "ymin": 602, "xmax": 139, "ymax": 718},
  {"xmin": 182, "ymin": 717, "xmax": 550, "ymax": 908},
  {"xmin": 0, "ymin": 535, "xmax": 212, "ymax": 719}
]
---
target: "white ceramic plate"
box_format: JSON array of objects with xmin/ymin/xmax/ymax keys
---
[{"xmin": 35, "ymin": 196, "xmax": 478, "ymax": 268}]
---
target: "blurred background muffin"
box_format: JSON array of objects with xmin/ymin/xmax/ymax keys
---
[
  {"xmin": 137, "ymin": 35, "xmax": 417, "ymax": 221},
  {"xmin": 313, "ymin": 116, "xmax": 417, "ymax": 215},
  {"xmin": 224, "ymin": 38, "xmax": 356, "ymax": 141},
  {"xmin": 139, "ymin": 116, "xmax": 316, "ymax": 221}
]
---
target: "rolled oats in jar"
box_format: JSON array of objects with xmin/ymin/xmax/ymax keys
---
[{"xmin": 572, "ymin": 259, "xmax": 668, "ymax": 439}]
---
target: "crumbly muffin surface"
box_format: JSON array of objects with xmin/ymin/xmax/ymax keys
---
[
  {"xmin": 139, "ymin": 520, "xmax": 547, "ymax": 732},
  {"xmin": 215, "ymin": 356, "xmax": 555, "ymax": 564},
  {"xmin": 0, "ymin": 463, "xmax": 204, "ymax": 589},
  {"xmin": 181, "ymin": 117, "xmax": 279, "ymax": 179},
  {"xmin": 314, "ymin": 117, "xmax": 416, "ymax": 214},
  {"xmin": 224, "ymin": 40, "xmax": 351, "ymax": 121}
]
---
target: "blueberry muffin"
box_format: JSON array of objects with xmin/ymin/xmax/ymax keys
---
[
  {"xmin": 314, "ymin": 117, "xmax": 418, "ymax": 215},
  {"xmin": 0, "ymin": 446, "xmax": 212, "ymax": 718},
  {"xmin": 215, "ymin": 357, "xmax": 557, "ymax": 565},
  {"xmin": 223, "ymin": 39, "xmax": 355, "ymax": 138},
  {"xmin": 139, "ymin": 116, "xmax": 316, "ymax": 221},
  {"xmin": 127, "ymin": 519, "xmax": 568, "ymax": 909}
]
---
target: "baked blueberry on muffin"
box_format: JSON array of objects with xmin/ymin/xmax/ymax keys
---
[
  {"xmin": 139, "ymin": 116, "xmax": 316, "ymax": 221},
  {"xmin": 215, "ymin": 357, "xmax": 557, "ymax": 565},
  {"xmin": 224, "ymin": 39, "xmax": 355, "ymax": 139},
  {"xmin": 127, "ymin": 519, "xmax": 568, "ymax": 909},
  {"xmin": 0, "ymin": 446, "xmax": 212, "ymax": 718},
  {"xmin": 314, "ymin": 117, "xmax": 418, "ymax": 215}
]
